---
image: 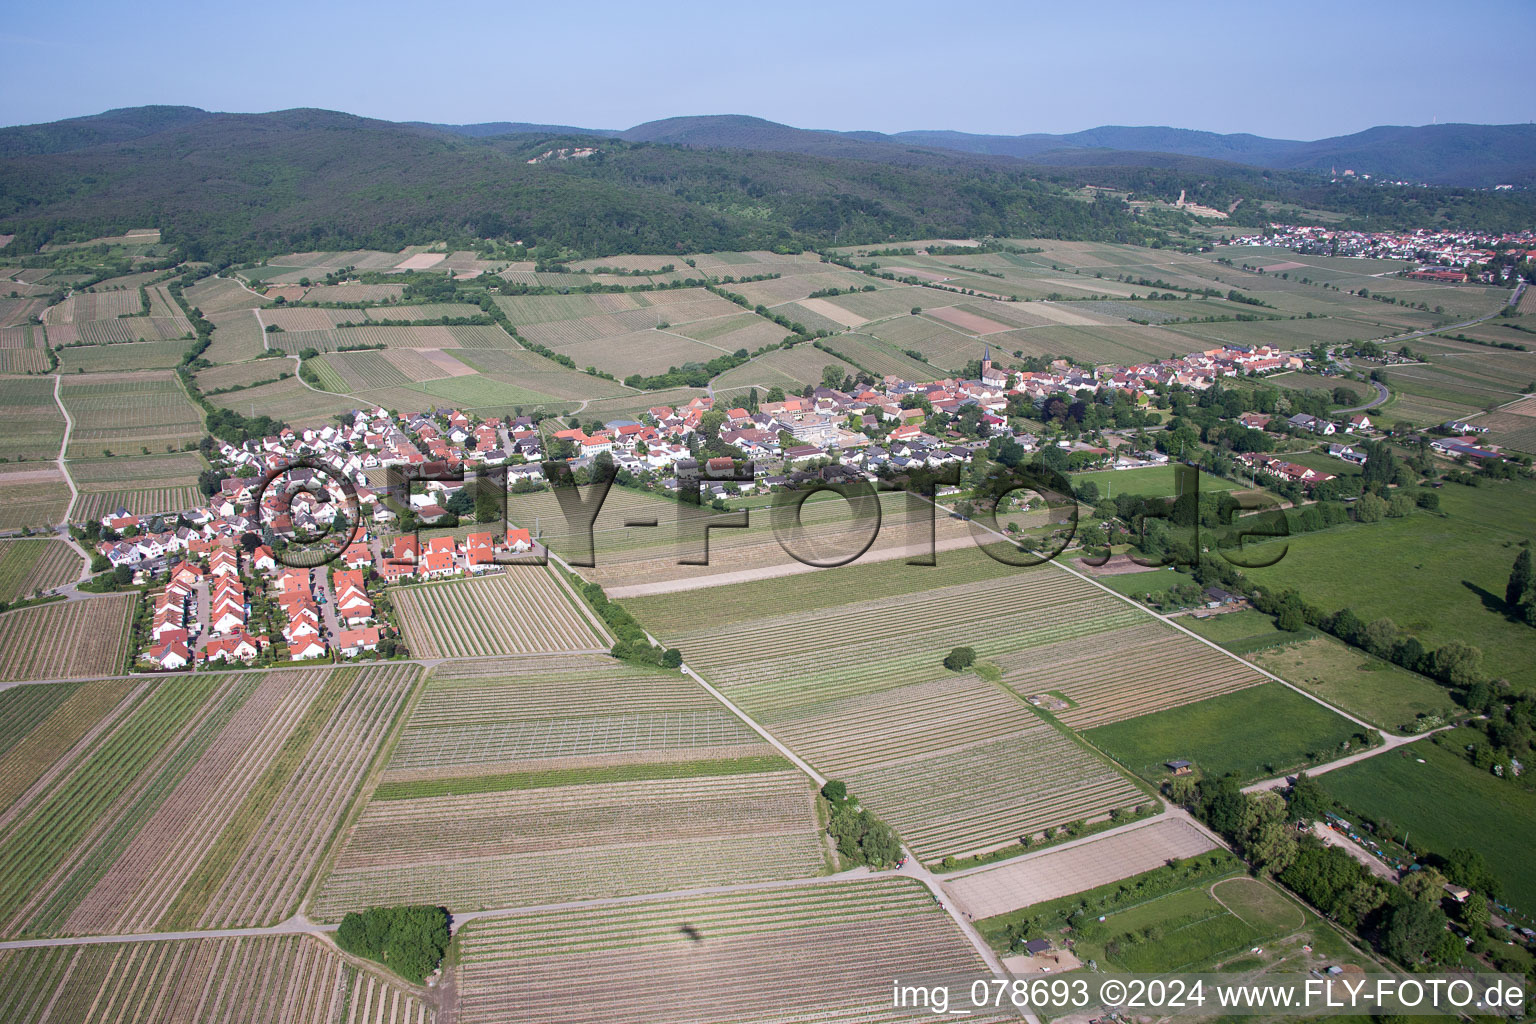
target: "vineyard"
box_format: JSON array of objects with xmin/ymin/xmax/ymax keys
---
[
  {"xmin": 455, "ymin": 878, "xmax": 1013, "ymax": 1024},
  {"xmin": 818, "ymin": 678, "xmax": 1145, "ymax": 860},
  {"xmin": 44, "ymin": 289, "xmax": 143, "ymax": 322},
  {"xmin": 59, "ymin": 371, "xmax": 204, "ymax": 457},
  {"xmin": 0, "ymin": 472, "xmax": 70, "ymax": 531},
  {"xmin": 203, "ymin": 309, "xmax": 267, "ymax": 362},
  {"xmin": 383, "ymin": 656, "xmax": 771, "ymax": 783},
  {"xmin": 208, "ymin": 376, "xmax": 360, "ymax": 426},
  {"xmin": 268, "ymin": 324, "xmax": 512, "ymax": 353},
  {"xmin": 189, "ymin": 664, "xmax": 418, "ymax": 929},
  {"xmin": 0, "ymin": 677, "xmax": 138, "ymax": 818},
  {"xmin": 311, "ymin": 655, "xmax": 820, "ymax": 917},
  {"xmin": 75, "ymin": 315, "xmax": 192, "ymax": 344},
  {"xmin": 183, "ymin": 276, "xmax": 270, "ymax": 315},
  {"xmin": 320, "ymin": 350, "xmax": 414, "ymax": 390},
  {"xmin": 0, "ymin": 934, "xmax": 432, "ymax": 1023},
  {"xmin": 993, "ymin": 618, "xmax": 1266, "ymax": 728},
  {"xmin": 311, "ymin": 769, "xmax": 822, "ymax": 918},
  {"xmin": 57, "ymin": 337, "xmax": 192, "ymax": 373},
  {"xmin": 0, "ymin": 376, "xmax": 64, "ymax": 462},
  {"xmin": 0, "ymin": 539, "xmax": 81, "ymax": 603},
  {"xmin": 629, "ymin": 550, "xmax": 1166, "ymax": 860},
  {"xmin": 0, "ymin": 594, "xmax": 135, "ymax": 682},
  {"xmin": 391, "ymin": 569, "xmax": 608, "ymax": 659}
]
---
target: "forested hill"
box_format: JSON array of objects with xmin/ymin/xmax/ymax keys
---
[
  {"xmin": 0, "ymin": 109, "xmax": 1172, "ymax": 261},
  {"xmin": 1, "ymin": 106, "xmax": 1533, "ymax": 263}
]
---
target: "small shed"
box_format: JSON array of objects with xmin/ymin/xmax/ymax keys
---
[{"xmin": 1165, "ymin": 760, "xmax": 1193, "ymax": 776}]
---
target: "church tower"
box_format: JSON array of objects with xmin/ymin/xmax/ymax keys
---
[{"xmin": 981, "ymin": 343, "xmax": 992, "ymax": 377}]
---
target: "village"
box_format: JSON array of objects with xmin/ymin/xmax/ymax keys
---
[
  {"xmin": 1221, "ymin": 224, "xmax": 1536, "ymax": 283},
  {"xmin": 81, "ymin": 340, "xmax": 1512, "ymax": 672}
]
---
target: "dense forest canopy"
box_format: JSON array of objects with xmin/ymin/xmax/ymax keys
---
[{"xmin": 1, "ymin": 108, "xmax": 1532, "ymax": 263}]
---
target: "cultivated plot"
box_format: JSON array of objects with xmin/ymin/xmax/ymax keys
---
[
  {"xmin": 59, "ymin": 371, "xmax": 203, "ymax": 458},
  {"xmin": 0, "ymin": 594, "xmax": 135, "ymax": 683},
  {"xmin": 455, "ymin": 878, "xmax": 1013, "ymax": 1024},
  {"xmin": 392, "ymin": 568, "xmax": 608, "ymax": 659},
  {"xmin": 0, "ymin": 934, "xmax": 432, "ymax": 1024},
  {"xmin": 945, "ymin": 817, "xmax": 1217, "ymax": 919}
]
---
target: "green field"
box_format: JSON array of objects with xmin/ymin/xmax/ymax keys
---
[
  {"xmin": 1085, "ymin": 682, "xmax": 1367, "ymax": 783},
  {"xmin": 1249, "ymin": 635, "xmax": 1455, "ymax": 733},
  {"xmin": 977, "ymin": 850, "xmax": 1318, "ymax": 974},
  {"xmin": 1242, "ymin": 479, "xmax": 1536, "ymax": 690},
  {"xmin": 1320, "ymin": 739, "xmax": 1536, "ymax": 913},
  {"xmin": 1072, "ymin": 465, "xmax": 1239, "ymax": 499},
  {"xmin": 1179, "ymin": 608, "xmax": 1290, "ymax": 650}
]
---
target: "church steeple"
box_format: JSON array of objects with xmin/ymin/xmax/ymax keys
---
[{"xmin": 982, "ymin": 344, "xmax": 991, "ymax": 376}]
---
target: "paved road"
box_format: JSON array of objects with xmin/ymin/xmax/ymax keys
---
[{"xmin": 1334, "ymin": 378, "xmax": 1390, "ymax": 415}]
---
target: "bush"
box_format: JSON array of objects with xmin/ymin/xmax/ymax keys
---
[
  {"xmin": 334, "ymin": 905, "xmax": 449, "ymax": 983},
  {"xmin": 943, "ymin": 646, "xmax": 977, "ymax": 671}
]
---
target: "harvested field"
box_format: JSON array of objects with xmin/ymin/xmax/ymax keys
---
[
  {"xmin": 946, "ymin": 817, "xmax": 1218, "ymax": 919},
  {"xmin": 191, "ymin": 664, "xmax": 420, "ymax": 928},
  {"xmin": 395, "ymin": 252, "xmax": 446, "ymax": 270},
  {"xmin": 794, "ymin": 296, "xmax": 868, "ymax": 327},
  {"xmin": 0, "ymin": 539, "xmax": 81, "ymax": 603},
  {"xmin": 0, "ymin": 934, "xmax": 432, "ymax": 1023},
  {"xmin": 0, "ymin": 376, "xmax": 64, "ymax": 462},
  {"xmin": 59, "ymin": 371, "xmax": 203, "ymax": 457},
  {"xmin": 0, "ymin": 594, "xmax": 135, "ymax": 683},
  {"xmin": 203, "ymin": 309, "xmax": 268, "ymax": 363},
  {"xmin": 456, "ymin": 878, "xmax": 1011, "ymax": 1024},
  {"xmin": 392, "ymin": 569, "xmax": 608, "ymax": 659}
]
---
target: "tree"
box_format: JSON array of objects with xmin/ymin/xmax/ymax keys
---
[
  {"xmin": 1354, "ymin": 493, "xmax": 1386, "ymax": 523},
  {"xmin": 1506, "ymin": 547, "xmax": 1534, "ymax": 611},
  {"xmin": 113, "ymin": 564, "xmax": 133, "ymax": 585},
  {"xmin": 821, "ymin": 364, "xmax": 846, "ymax": 390},
  {"xmin": 471, "ymin": 476, "xmax": 502, "ymax": 523},
  {"xmin": 943, "ymin": 646, "xmax": 976, "ymax": 671},
  {"xmin": 764, "ymin": 386, "xmax": 785, "ymax": 404},
  {"xmin": 698, "ymin": 409, "xmax": 726, "ymax": 438},
  {"xmin": 335, "ymin": 905, "xmax": 450, "ymax": 984},
  {"xmin": 1382, "ymin": 899, "xmax": 1448, "ymax": 965}
]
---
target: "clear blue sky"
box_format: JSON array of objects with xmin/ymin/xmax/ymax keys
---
[{"xmin": 2, "ymin": 0, "xmax": 1530, "ymax": 138}]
